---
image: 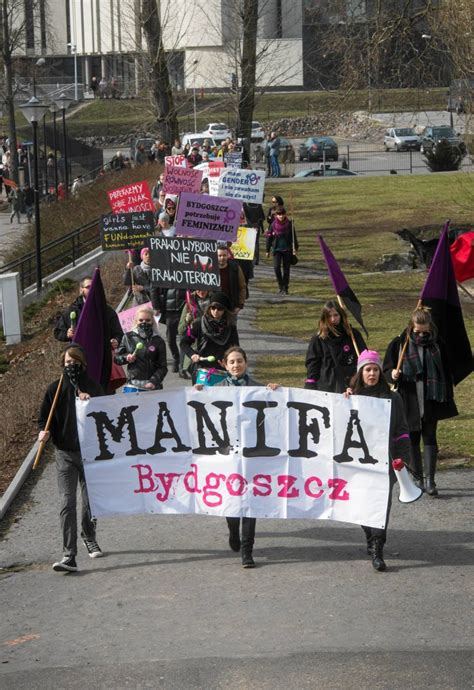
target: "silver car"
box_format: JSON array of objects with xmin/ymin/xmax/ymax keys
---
[{"xmin": 383, "ymin": 128, "xmax": 421, "ymax": 152}]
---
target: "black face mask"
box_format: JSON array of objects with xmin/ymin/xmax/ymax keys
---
[
  {"xmin": 414, "ymin": 332, "xmax": 431, "ymax": 346},
  {"xmin": 137, "ymin": 322, "xmax": 153, "ymax": 338},
  {"xmin": 64, "ymin": 362, "xmax": 82, "ymax": 386}
]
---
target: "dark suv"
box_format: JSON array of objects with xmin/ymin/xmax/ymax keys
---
[
  {"xmin": 420, "ymin": 126, "xmax": 466, "ymax": 156},
  {"xmin": 299, "ymin": 136, "xmax": 339, "ymax": 162}
]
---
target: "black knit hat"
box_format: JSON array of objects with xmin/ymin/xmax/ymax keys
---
[{"xmin": 209, "ymin": 291, "xmax": 232, "ymax": 311}]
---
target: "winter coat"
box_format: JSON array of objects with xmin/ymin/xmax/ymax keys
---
[
  {"xmin": 180, "ymin": 318, "xmax": 239, "ymax": 373},
  {"xmin": 219, "ymin": 260, "xmax": 247, "ymax": 310},
  {"xmin": 305, "ymin": 328, "xmax": 367, "ymax": 393},
  {"xmin": 123, "ymin": 264, "xmax": 152, "ymax": 305},
  {"xmin": 115, "ymin": 330, "xmax": 168, "ymax": 388},
  {"xmin": 150, "ymin": 287, "xmax": 186, "ymax": 323},
  {"xmin": 266, "ymin": 220, "xmax": 298, "ymax": 254},
  {"xmin": 383, "ymin": 330, "xmax": 458, "ymax": 430},
  {"xmin": 53, "ymin": 296, "xmax": 123, "ymax": 345},
  {"xmin": 38, "ymin": 373, "xmax": 103, "ymax": 452}
]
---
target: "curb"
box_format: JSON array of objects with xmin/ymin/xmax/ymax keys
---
[{"xmin": 0, "ymin": 442, "xmax": 38, "ymax": 521}]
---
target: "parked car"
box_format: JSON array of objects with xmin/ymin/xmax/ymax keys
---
[
  {"xmin": 129, "ymin": 137, "xmax": 155, "ymax": 161},
  {"xmin": 201, "ymin": 123, "xmax": 232, "ymax": 141},
  {"xmin": 181, "ymin": 133, "xmax": 219, "ymax": 149},
  {"xmin": 251, "ymin": 121, "xmax": 265, "ymax": 142},
  {"xmin": 383, "ymin": 127, "xmax": 420, "ymax": 152},
  {"xmin": 419, "ymin": 126, "xmax": 467, "ymax": 156},
  {"xmin": 294, "ymin": 166, "xmax": 358, "ymax": 178},
  {"xmin": 298, "ymin": 136, "xmax": 339, "ymax": 162}
]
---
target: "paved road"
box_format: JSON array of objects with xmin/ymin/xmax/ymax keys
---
[{"xmin": 1, "ymin": 275, "xmax": 473, "ymax": 689}]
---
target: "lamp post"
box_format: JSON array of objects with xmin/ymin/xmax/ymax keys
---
[
  {"xmin": 67, "ymin": 43, "xmax": 79, "ymax": 101},
  {"xmin": 54, "ymin": 92, "xmax": 73, "ymax": 196},
  {"xmin": 19, "ymin": 96, "xmax": 50, "ymax": 294},
  {"xmin": 192, "ymin": 59, "xmax": 199, "ymax": 132},
  {"xmin": 50, "ymin": 101, "xmax": 59, "ymax": 195}
]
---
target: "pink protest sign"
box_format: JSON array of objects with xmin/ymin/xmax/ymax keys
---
[
  {"xmin": 175, "ymin": 192, "xmax": 242, "ymax": 242},
  {"xmin": 165, "ymin": 154, "xmax": 187, "ymax": 168},
  {"xmin": 117, "ymin": 302, "xmax": 160, "ymax": 333},
  {"xmin": 107, "ymin": 181, "xmax": 154, "ymax": 213},
  {"xmin": 163, "ymin": 165, "xmax": 203, "ymax": 195}
]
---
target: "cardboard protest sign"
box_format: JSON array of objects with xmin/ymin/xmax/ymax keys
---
[
  {"xmin": 225, "ymin": 151, "xmax": 243, "ymax": 169},
  {"xmin": 148, "ymin": 236, "xmax": 220, "ymax": 290},
  {"xmin": 165, "ymin": 154, "xmax": 186, "ymax": 168},
  {"xmin": 107, "ymin": 181, "xmax": 154, "ymax": 213},
  {"xmin": 195, "ymin": 160, "xmax": 225, "ymax": 196},
  {"xmin": 77, "ymin": 387, "xmax": 392, "ymax": 528},
  {"xmin": 100, "ymin": 212, "xmax": 155, "ymax": 250},
  {"xmin": 231, "ymin": 226, "xmax": 257, "ymax": 260},
  {"xmin": 163, "ymin": 164, "xmax": 203, "ymax": 195},
  {"xmin": 175, "ymin": 192, "xmax": 242, "ymax": 242},
  {"xmin": 217, "ymin": 168, "xmax": 265, "ymax": 204}
]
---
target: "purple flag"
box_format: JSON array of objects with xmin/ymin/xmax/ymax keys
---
[
  {"xmin": 74, "ymin": 268, "xmax": 109, "ymax": 387},
  {"xmin": 420, "ymin": 222, "xmax": 472, "ymax": 385},
  {"xmin": 318, "ymin": 235, "xmax": 368, "ymax": 336}
]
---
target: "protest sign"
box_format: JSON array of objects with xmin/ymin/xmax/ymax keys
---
[
  {"xmin": 100, "ymin": 212, "xmax": 155, "ymax": 250},
  {"xmin": 148, "ymin": 236, "xmax": 220, "ymax": 290},
  {"xmin": 107, "ymin": 181, "xmax": 154, "ymax": 213},
  {"xmin": 231, "ymin": 226, "xmax": 257, "ymax": 260},
  {"xmin": 165, "ymin": 154, "xmax": 186, "ymax": 168},
  {"xmin": 175, "ymin": 192, "xmax": 242, "ymax": 242},
  {"xmin": 117, "ymin": 302, "xmax": 160, "ymax": 333},
  {"xmin": 163, "ymin": 164, "xmax": 203, "ymax": 195},
  {"xmin": 217, "ymin": 168, "xmax": 265, "ymax": 204},
  {"xmin": 77, "ymin": 387, "xmax": 391, "ymax": 528},
  {"xmin": 225, "ymin": 151, "xmax": 243, "ymax": 169}
]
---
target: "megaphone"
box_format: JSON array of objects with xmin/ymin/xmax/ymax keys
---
[{"xmin": 392, "ymin": 459, "xmax": 423, "ymax": 503}]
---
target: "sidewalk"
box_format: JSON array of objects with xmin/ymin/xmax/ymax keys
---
[
  {"xmin": 0, "ymin": 270, "xmax": 472, "ymax": 688},
  {"xmin": 0, "ymin": 202, "xmax": 30, "ymax": 266}
]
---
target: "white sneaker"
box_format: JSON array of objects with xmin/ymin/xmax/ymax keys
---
[{"xmin": 83, "ymin": 539, "xmax": 103, "ymax": 558}]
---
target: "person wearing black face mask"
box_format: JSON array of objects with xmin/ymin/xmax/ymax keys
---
[
  {"xmin": 114, "ymin": 306, "xmax": 168, "ymax": 390},
  {"xmin": 38, "ymin": 346, "xmax": 104, "ymax": 573},
  {"xmin": 383, "ymin": 308, "xmax": 458, "ymax": 496}
]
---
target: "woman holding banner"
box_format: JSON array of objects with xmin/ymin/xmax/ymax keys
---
[
  {"xmin": 383, "ymin": 308, "xmax": 458, "ymax": 496},
  {"xmin": 180, "ymin": 292, "xmax": 239, "ymax": 384},
  {"xmin": 305, "ymin": 301, "xmax": 366, "ymax": 393},
  {"xmin": 115, "ymin": 306, "xmax": 167, "ymax": 391},
  {"xmin": 123, "ymin": 247, "xmax": 152, "ymax": 306},
  {"xmin": 345, "ymin": 350, "xmax": 411, "ymax": 572}
]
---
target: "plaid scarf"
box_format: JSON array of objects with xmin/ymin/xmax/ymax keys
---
[
  {"xmin": 224, "ymin": 373, "xmax": 249, "ymax": 386},
  {"xmin": 402, "ymin": 332, "xmax": 447, "ymax": 402}
]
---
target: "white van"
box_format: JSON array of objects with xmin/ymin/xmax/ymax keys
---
[{"xmin": 181, "ymin": 133, "xmax": 219, "ymax": 149}]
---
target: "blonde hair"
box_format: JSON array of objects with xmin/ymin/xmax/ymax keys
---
[{"xmin": 133, "ymin": 306, "xmax": 155, "ymax": 327}]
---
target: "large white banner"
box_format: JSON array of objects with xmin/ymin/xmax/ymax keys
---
[{"xmin": 76, "ymin": 387, "xmax": 392, "ymax": 528}]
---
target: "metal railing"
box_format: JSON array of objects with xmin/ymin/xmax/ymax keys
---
[{"xmin": 0, "ymin": 218, "xmax": 100, "ymax": 293}]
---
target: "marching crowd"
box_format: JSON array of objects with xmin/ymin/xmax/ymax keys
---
[{"xmin": 34, "ymin": 137, "xmax": 468, "ymax": 577}]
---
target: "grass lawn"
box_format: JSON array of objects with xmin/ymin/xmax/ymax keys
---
[
  {"xmin": 4, "ymin": 87, "xmax": 449, "ymax": 140},
  {"xmin": 253, "ymin": 174, "xmax": 474, "ymax": 460}
]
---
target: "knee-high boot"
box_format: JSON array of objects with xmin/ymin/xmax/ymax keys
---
[
  {"xmin": 423, "ymin": 445, "xmax": 439, "ymax": 497},
  {"xmin": 409, "ymin": 444, "xmax": 425, "ymax": 490}
]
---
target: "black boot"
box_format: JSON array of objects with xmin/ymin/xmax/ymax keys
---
[
  {"xmin": 424, "ymin": 445, "xmax": 439, "ymax": 496},
  {"xmin": 409, "ymin": 445, "xmax": 425, "ymax": 490},
  {"xmin": 226, "ymin": 518, "xmax": 241, "ymax": 552},
  {"xmin": 369, "ymin": 538, "xmax": 387, "ymax": 572},
  {"xmin": 241, "ymin": 548, "xmax": 255, "ymax": 568}
]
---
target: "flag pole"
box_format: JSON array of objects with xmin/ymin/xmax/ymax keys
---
[
  {"xmin": 33, "ymin": 375, "xmax": 64, "ymax": 470},
  {"xmin": 128, "ymin": 251, "xmax": 135, "ymax": 289},
  {"xmin": 337, "ymin": 295, "xmax": 360, "ymax": 357},
  {"xmin": 394, "ymin": 299, "xmax": 423, "ymax": 376}
]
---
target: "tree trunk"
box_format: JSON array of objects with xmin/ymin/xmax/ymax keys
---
[
  {"xmin": 237, "ymin": 0, "xmax": 258, "ymax": 164},
  {"xmin": 140, "ymin": 0, "xmax": 178, "ymax": 143},
  {"xmin": 2, "ymin": 0, "xmax": 19, "ymax": 183}
]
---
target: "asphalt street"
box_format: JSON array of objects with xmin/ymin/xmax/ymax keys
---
[{"xmin": 1, "ymin": 278, "xmax": 473, "ymax": 689}]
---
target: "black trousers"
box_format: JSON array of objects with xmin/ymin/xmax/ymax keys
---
[
  {"xmin": 165, "ymin": 312, "xmax": 181, "ymax": 366},
  {"xmin": 409, "ymin": 419, "xmax": 438, "ymax": 449},
  {"xmin": 273, "ymin": 251, "xmax": 291, "ymax": 290},
  {"xmin": 226, "ymin": 517, "xmax": 256, "ymax": 550}
]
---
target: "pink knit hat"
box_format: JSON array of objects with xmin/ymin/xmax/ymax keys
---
[
  {"xmin": 140, "ymin": 247, "xmax": 149, "ymax": 259},
  {"xmin": 357, "ymin": 349, "xmax": 382, "ymax": 372}
]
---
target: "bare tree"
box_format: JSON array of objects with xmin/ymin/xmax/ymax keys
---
[
  {"xmin": 140, "ymin": 0, "xmax": 179, "ymax": 142},
  {"xmin": 236, "ymin": 0, "xmax": 258, "ymax": 155}
]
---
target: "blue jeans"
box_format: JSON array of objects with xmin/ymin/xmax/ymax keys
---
[{"xmin": 270, "ymin": 155, "xmax": 280, "ymax": 177}]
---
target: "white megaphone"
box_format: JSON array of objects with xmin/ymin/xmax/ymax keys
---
[{"xmin": 392, "ymin": 459, "xmax": 423, "ymax": 503}]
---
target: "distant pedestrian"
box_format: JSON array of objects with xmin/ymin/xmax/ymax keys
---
[{"xmin": 8, "ymin": 186, "xmax": 22, "ymax": 223}]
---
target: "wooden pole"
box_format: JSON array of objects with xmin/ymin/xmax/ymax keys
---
[
  {"xmin": 128, "ymin": 250, "xmax": 135, "ymax": 289},
  {"xmin": 33, "ymin": 375, "xmax": 64, "ymax": 470},
  {"xmin": 394, "ymin": 299, "xmax": 423, "ymax": 376},
  {"xmin": 336, "ymin": 295, "xmax": 360, "ymax": 357}
]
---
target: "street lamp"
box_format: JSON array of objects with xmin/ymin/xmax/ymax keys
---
[
  {"xmin": 192, "ymin": 59, "xmax": 199, "ymax": 132},
  {"xmin": 67, "ymin": 43, "xmax": 79, "ymax": 101},
  {"xmin": 19, "ymin": 96, "xmax": 50, "ymax": 294},
  {"xmin": 54, "ymin": 92, "xmax": 73, "ymax": 195},
  {"xmin": 49, "ymin": 101, "xmax": 59, "ymax": 194}
]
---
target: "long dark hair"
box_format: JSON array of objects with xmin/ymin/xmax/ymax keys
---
[
  {"xmin": 349, "ymin": 366, "xmax": 391, "ymax": 395},
  {"xmin": 317, "ymin": 301, "xmax": 351, "ymax": 339}
]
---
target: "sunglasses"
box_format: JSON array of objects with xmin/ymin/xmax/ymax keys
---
[{"xmin": 210, "ymin": 305, "xmax": 224, "ymax": 311}]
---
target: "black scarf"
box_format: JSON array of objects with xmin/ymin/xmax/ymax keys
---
[
  {"xmin": 201, "ymin": 314, "xmax": 232, "ymax": 346},
  {"xmin": 402, "ymin": 331, "xmax": 447, "ymax": 402}
]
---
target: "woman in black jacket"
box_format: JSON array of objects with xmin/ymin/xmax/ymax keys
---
[
  {"xmin": 265, "ymin": 205, "xmax": 298, "ymax": 295},
  {"xmin": 305, "ymin": 301, "xmax": 366, "ymax": 393},
  {"xmin": 115, "ymin": 306, "xmax": 167, "ymax": 390},
  {"xmin": 345, "ymin": 350, "xmax": 411, "ymax": 572},
  {"xmin": 180, "ymin": 292, "xmax": 239, "ymax": 383},
  {"xmin": 383, "ymin": 307, "xmax": 458, "ymax": 496}
]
